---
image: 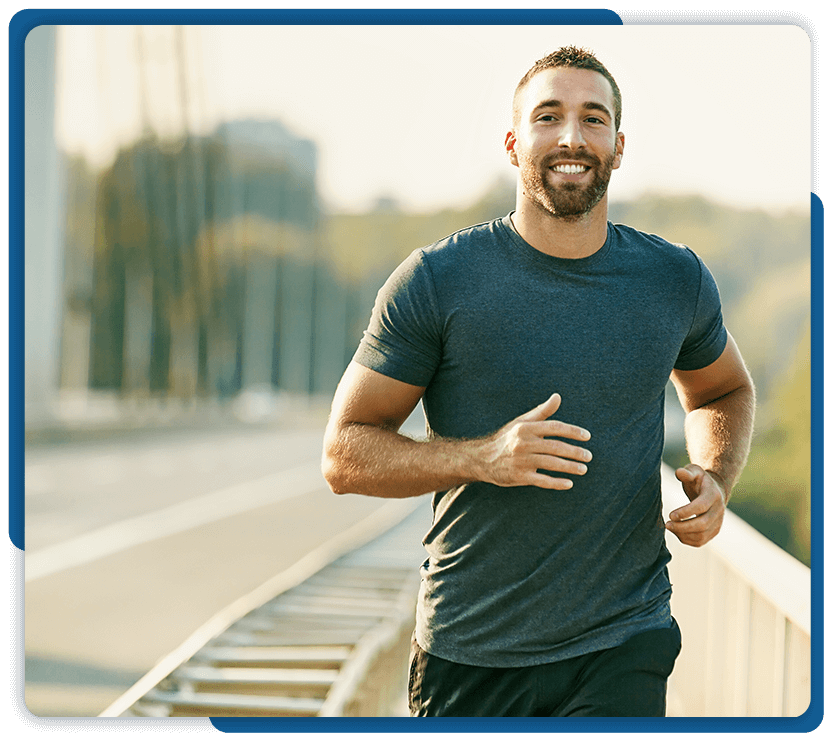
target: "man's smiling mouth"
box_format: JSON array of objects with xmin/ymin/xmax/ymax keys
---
[{"xmin": 551, "ymin": 163, "xmax": 589, "ymax": 174}]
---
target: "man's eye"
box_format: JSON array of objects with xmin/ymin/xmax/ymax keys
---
[
  {"xmin": 585, "ymin": 117, "xmax": 604, "ymax": 124},
  {"xmin": 539, "ymin": 115, "xmax": 556, "ymax": 122}
]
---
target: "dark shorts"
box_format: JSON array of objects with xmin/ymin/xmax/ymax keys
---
[{"xmin": 408, "ymin": 619, "xmax": 682, "ymax": 717}]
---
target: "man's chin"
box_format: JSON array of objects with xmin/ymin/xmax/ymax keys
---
[{"xmin": 549, "ymin": 195, "xmax": 596, "ymax": 219}]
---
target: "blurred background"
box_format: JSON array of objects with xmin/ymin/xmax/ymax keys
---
[{"xmin": 22, "ymin": 23, "xmax": 811, "ymax": 716}]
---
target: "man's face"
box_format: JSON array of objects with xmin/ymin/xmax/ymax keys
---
[{"xmin": 506, "ymin": 67, "xmax": 624, "ymax": 220}]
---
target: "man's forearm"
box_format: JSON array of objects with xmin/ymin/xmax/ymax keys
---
[
  {"xmin": 683, "ymin": 383, "xmax": 755, "ymax": 502},
  {"xmin": 322, "ymin": 422, "xmax": 483, "ymax": 498},
  {"xmin": 322, "ymin": 392, "xmax": 593, "ymax": 498}
]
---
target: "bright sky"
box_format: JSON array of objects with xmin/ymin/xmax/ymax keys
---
[{"xmin": 55, "ymin": 22, "xmax": 811, "ymax": 215}]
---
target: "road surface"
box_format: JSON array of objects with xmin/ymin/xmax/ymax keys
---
[{"xmin": 23, "ymin": 420, "xmax": 408, "ymax": 717}]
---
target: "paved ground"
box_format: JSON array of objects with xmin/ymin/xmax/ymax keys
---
[{"xmin": 22, "ymin": 419, "xmax": 406, "ymax": 717}]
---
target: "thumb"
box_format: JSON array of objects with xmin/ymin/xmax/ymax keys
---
[
  {"xmin": 674, "ymin": 464, "xmax": 704, "ymax": 505},
  {"xmin": 675, "ymin": 464, "xmax": 704, "ymax": 483},
  {"xmin": 518, "ymin": 392, "xmax": 561, "ymax": 422}
]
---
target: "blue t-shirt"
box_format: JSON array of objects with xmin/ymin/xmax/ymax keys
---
[{"xmin": 353, "ymin": 214, "xmax": 728, "ymax": 667}]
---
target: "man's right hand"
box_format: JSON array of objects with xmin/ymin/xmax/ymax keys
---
[{"xmin": 475, "ymin": 393, "xmax": 592, "ymax": 490}]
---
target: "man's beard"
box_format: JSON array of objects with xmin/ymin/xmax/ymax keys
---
[{"xmin": 520, "ymin": 149, "xmax": 615, "ymax": 221}]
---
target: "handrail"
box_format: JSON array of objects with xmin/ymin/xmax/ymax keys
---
[
  {"xmin": 100, "ymin": 464, "xmax": 811, "ymax": 719},
  {"xmin": 660, "ymin": 463, "xmax": 811, "ymax": 717},
  {"xmin": 99, "ymin": 498, "xmax": 421, "ymax": 718}
]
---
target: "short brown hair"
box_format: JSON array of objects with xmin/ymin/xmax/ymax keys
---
[{"xmin": 513, "ymin": 46, "xmax": 622, "ymax": 131}]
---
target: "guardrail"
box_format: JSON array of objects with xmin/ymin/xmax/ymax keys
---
[
  {"xmin": 661, "ymin": 463, "xmax": 811, "ymax": 717},
  {"xmin": 100, "ymin": 497, "xmax": 430, "ymax": 717},
  {"xmin": 101, "ymin": 465, "xmax": 811, "ymax": 718}
]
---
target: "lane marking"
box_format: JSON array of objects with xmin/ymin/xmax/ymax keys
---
[{"xmin": 25, "ymin": 462, "xmax": 327, "ymax": 583}]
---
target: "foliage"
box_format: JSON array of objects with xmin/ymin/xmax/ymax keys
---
[{"xmin": 727, "ymin": 326, "xmax": 811, "ymax": 565}]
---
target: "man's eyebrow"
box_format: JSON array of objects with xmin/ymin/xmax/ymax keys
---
[
  {"xmin": 532, "ymin": 99, "xmax": 613, "ymax": 119},
  {"xmin": 583, "ymin": 101, "xmax": 613, "ymax": 119}
]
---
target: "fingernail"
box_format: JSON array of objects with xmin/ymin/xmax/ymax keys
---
[{"xmin": 577, "ymin": 464, "xmax": 587, "ymax": 474}]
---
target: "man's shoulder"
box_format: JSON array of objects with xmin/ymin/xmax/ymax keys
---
[
  {"xmin": 610, "ymin": 222, "xmax": 702, "ymax": 269},
  {"xmin": 421, "ymin": 216, "xmax": 509, "ymax": 257},
  {"xmin": 386, "ymin": 216, "xmax": 508, "ymax": 291},
  {"xmin": 611, "ymin": 221, "xmax": 689, "ymax": 252}
]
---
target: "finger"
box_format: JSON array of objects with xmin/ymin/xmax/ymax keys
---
[
  {"xmin": 666, "ymin": 496, "xmax": 723, "ymax": 546},
  {"xmin": 669, "ymin": 530, "xmax": 710, "ymax": 547},
  {"xmin": 533, "ymin": 455, "xmax": 588, "ymax": 476},
  {"xmin": 525, "ymin": 471, "xmax": 575, "ymax": 490},
  {"xmin": 534, "ymin": 419, "xmax": 592, "ymax": 442},
  {"xmin": 670, "ymin": 495, "xmax": 713, "ymax": 522},
  {"xmin": 675, "ymin": 465, "xmax": 719, "ymax": 505},
  {"xmin": 517, "ymin": 392, "xmax": 562, "ymax": 423},
  {"xmin": 667, "ymin": 521, "xmax": 719, "ymax": 547},
  {"xmin": 669, "ymin": 490, "xmax": 717, "ymax": 521},
  {"xmin": 670, "ymin": 473, "xmax": 724, "ymax": 520},
  {"xmin": 666, "ymin": 511, "xmax": 713, "ymax": 533},
  {"xmin": 674, "ymin": 466, "xmax": 703, "ymax": 487},
  {"xmin": 536, "ymin": 439, "xmax": 592, "ymax": 463}
]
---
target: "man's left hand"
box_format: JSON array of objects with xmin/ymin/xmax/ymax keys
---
[{"xmin": 666, "ymin": 464, "xmax": 727, "ymax": 547}]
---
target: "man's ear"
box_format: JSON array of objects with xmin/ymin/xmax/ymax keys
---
[
  {"xmin": 505, "ymin": 131, "xmax": 519, "ymax": 167},
  {"xmin": 613, "ymin": 132, "xmax": 625, "ymax": 170}
]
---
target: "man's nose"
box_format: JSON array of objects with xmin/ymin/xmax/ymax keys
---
[{"xmin": 557, "ymin": 118, "xmax": 586, "ymax": 149}]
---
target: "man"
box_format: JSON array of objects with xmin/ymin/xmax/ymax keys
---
[{"xmin": 322, "ymin": 47, "xmax": 755, "ymax": 717}]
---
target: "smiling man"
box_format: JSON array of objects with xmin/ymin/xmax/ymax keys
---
[
  {"xmin": 322, "ymin": 47, "xmax": 755, "ymax": 717},
  {"xmin": 510, "ymin": 64, "xmax": 621, "ymax": 224}
]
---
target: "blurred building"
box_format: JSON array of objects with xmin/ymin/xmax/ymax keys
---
[
  {"xmin": 26, "ymin": 24, "xmax": 373, "ymax": 427},
  {"xmin": 55, "ymin": 116, "xmax": 368, "ymax": 416}
]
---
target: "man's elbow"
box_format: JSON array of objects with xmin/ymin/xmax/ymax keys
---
[
  {"xmin": 321, "ymin": 425, "xmax": 358, "ymax": 495},
  {"xmin": 321, "ymin": 432, "xmax": 356, "ymax": 495}
]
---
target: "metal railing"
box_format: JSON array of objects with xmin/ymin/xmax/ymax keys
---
[
  {"xmin": 100, "ymin": 498, "xmax": 430, "ymax": 717},
  {"xmin": 661, "ymin": 464, "xmax": 811, "ymax": 717},
  {"xmin": 101, "ymin": 464, "xmax": 811, "ymax": 718}
]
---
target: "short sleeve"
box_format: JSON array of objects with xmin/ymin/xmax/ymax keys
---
[
  {"xmin": 352, "ymin": 249, "xmax": 443, "ymax": 387},
  {"xmin": 674, "ymin": 250, "xmax": 729, "ymax": 371}
]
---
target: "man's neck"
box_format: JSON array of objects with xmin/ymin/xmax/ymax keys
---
[{"xmin": 512, "ymin": 197, "xmax": 609, "ymax": 259}]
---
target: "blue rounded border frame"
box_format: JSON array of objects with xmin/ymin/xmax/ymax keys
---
[{"xmin": 8, "ymin": 8, "xmax": 824, "ymax": 734}]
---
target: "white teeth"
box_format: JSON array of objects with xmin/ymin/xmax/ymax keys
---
[{"xmin": 552, "ymin": 164, "xmax": 587, "ymax": 174}]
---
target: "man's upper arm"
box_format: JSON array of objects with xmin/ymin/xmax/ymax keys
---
[
  {"xmin": 321, "ymin": 362, "xmax": 427, "ymax": 496},
  {"xmin": 670, "ymin": 331, "xmax": 753, "ymax": 412},
  {"xmin": 327, "ymin": 361, "xmax": 426, "ymax": 433}
]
